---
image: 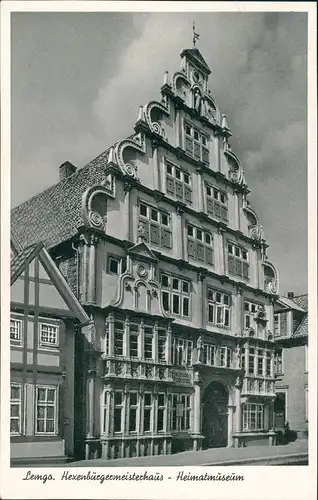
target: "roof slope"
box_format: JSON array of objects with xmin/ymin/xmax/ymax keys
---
[
  {"xmin": 11, "ymin": 148, "xmax": 111, "ymax": 250},
  {"xmin": 181, "ymin": 48, "xmax": 211, "ymax": 74},
  {"xmin": 291, "ymin": 294, "xmax": 308, "ymax": 338},
  {"xmin": 291, "ymin": 294, "xmax": 308, "ymax": 311},
  {"xmin": 10, "ymin": 243, "xmax": 41, "ymax": 283}
]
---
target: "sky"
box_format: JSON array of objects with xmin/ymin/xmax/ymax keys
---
[{"xmin": 11, "ymin": 11, "xmax": 307, "ymax": 295}]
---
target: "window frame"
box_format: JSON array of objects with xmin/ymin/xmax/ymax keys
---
[
  {"xmin": 161, "ymin": 273, "xmax": 191, "ymax": 319},
  {"xmin": 113, "ymin": 390, "xmax": 124, "ymax": 434},
  {"xmin": 10, "ymin": 318, "xmax": 23, "ymax": 346},
  {"xmin": 138, "ymin": 200, "xmax": 172, "ymax": 250},
  {"xmin": 143, "ymin": 392, "xmax": 153, "ymax": 433},
  {"xmin": 39, "ymin": 322, "xmax": 59, "ymax": 349},
  {"xmin": 165, "ymin": 159, "xmax": 192, "ymax": 204},
  {"xmin": 243, "ymin": 403, "xmax": 264, "ymax": 431},
  {"xmin": 171, "ymin": 393, "xmax": 191, "ymax": 432},
  {"xmin": 10, "ymin": 383, "xmax": 23, "ymax": 435},
  {"xmin": 187, "ymin": 223, "xmax": 214, "ymax": 266},
  {"xmin": 205, "ymin": 184, "xmax": 228, "ymax": 222},
  {"xmin": 207, "ymin": 288, "xmax": 231, "ymax": 328},
  {"xmin": 128, "ymin": 392, "xmax": 139, "ymax": 433},
  {"xmin": 183, "ymin": 121, "xmax": 209, "ymax": 164},
  {"xmin": 107, "ymin": 255, "xmax": 126, "ymax": 276},
  {"xmin": 35, "ymin": 385, "xmax": 58, "ymax": 435},
  {"xmin": 227, "ymin": 241, "xmax": 249, "ymax": 279}
]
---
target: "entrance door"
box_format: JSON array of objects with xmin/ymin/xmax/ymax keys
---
[
  {"xmin": 202, "ymin": 382, "xmax": 228, "ymax": 449},
  {"xmin": 274, "ymin": 392, "xmax": 286, "ymax": 429}
]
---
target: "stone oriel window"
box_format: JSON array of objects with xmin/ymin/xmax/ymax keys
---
[
  {"xmin": 165, "ymin": 160, "xmax": 192, "ymax": 204},
  {"xmin": 114, "ymin": 321, "xmax": 124, "ymax": 356},
  {"xmin": 139, "ymin": 202, "xmax": 172, "ymax": 249},
  {"xmin": 170, "ymin": 338, "xmax": 193, "ymax": 366},
  {"xmin": 187, "ymin": 224, "xmax": 213, "ymax": 265},
  {"xmin": 206, "ymin": 185, "xmax": 228, "ymax": 222},
  {"xmin": 171, "ymin": 393, "xmax": 191, "ymax": 431},
  {"xmin": 227, "ymin": 242, "xmax": 249, "ymax": 279}
]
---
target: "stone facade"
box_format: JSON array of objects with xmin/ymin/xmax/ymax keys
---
[{"xmin": 11, "ymin": 47, "xmax": 280, "ymax": 460}]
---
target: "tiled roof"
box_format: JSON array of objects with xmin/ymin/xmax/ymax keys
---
[
  {"xmin": 291, "ymin": 294, "xmax": 308, "ymax": 311},
  {"xmin": 11, "ymin": 148, "xmax": 112, "ymax": 250},
  {"xmin": 278, "ymin": 296, "xmax": 305, "ymax": 312},
  {"xmin": 10, "ymin": 243, "xmax": 41, "ymax": 283},
  {"xmin": 291, "ymin": 294, "xmax": 308, "ymax": 338}
]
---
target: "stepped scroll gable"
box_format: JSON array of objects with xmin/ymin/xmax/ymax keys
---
[{"xmin": 11, "ymin": 46, "xmax": 280, "ymax": 460}]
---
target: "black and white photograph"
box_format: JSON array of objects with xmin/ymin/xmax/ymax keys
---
[{"xmin": 1, "ymin": 2, "xmax": 317, "ymax": 500}]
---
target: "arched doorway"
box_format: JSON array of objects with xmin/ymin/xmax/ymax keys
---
[{"xmin": 202, "ymin": 381, "xmax": 229, "ymax": 449}]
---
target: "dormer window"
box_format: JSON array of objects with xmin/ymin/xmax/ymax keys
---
[
  {"xmin": 184, "ymin": 122, "xmax": 209, "ymax": 164},
  {"xmin": 165, "ymin": 160, "xmax": 192, "ymax": 203},
  {"xmin": 206, "ymin": 185, "xmax": 228, "ymax": 222}
]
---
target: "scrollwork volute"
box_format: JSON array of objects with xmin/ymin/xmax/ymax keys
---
[
  {"xmin": 82, "ymin": 184, "xmax": 114, "ymax": 231},
  {"xmin": 263, "ymin": 261, "xmax": 279, "ymax": 294},
  {"xmin": 143, "ymin": 100, "xmax": 170, "ymax": 138},
  {"xmin": 225, "ymin": 149, "xmax": 245, "ymax": 186},
  {"xmin": 243, "ymin": 203, "xmax": 264, "ymax": 242},
  {"xmin": 115, "ymin": 133, "xmax": 146, "ymax": 180}
]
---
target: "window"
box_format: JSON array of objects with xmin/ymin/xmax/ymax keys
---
[
  {"xmin": 144, "ymin": 326, "xmax": 154, "ymax": 360},
  {"xmin": 207, "ymin": 289, "xmax": 231, "ymax": 327},
  {"xmin": 165, "ymin": 160, "xmax": 192, "ymax": 203},
  {"xmin": 144, "ymin": 393, "xmax": 153, "ymax": 432},
  {"xmin": 243, "ymin": 403, "xmax": 264, "ymax": 431},
  {"xmin": 10, "ymin": 318, "xmax": 23, "ymax": 345},
  {"xmin": 184, "ymin": 122, "xmax": 209, "ymax": 163},
  {"xmin": 202, "ymin": 344, "xmax": 215, "ymax": 366},
  {"xmin": 274, "ymin": 312, "xmax": 288, "ymax": 338},
  {"xmin": 10, "ymin": 384, "xmax": 22, "ymax": 434},
  {"xmin": 171, "ymin": 393, "xmax": 191, "ymax": 431},
  {"xmin": 305, "ymin": 344, "xmax": 308, "ymax": 373},
  {"xmin": 39, "ymin": 323, "xmax": 59, "ymax": 348},
  {"xmin": 161, "ymin": 274, "xmax": 191, "ymax": 318},
  {"xmin": 129, "ymin": 323, "xmax": 139, "ymax": 358},
  {"xmin": 187, "ymin": 224, "xmax": 213, "ymax": 265},
  {"xmin": 107, "ymin": 256, "xmax": 126, "ymax": 276},
  {"xmin": 257, "ymin": 349, "xmax": 264, "ymax": 376},
  {"xmin": 139, "ymin": 202, "xmax": 172, "ymax": 249},
  {"xmin": 103, "ymin": 390, "xmax": 108, "ymax": 433},
  {"xmin": 171, "ymin": 338, "xmax": 193, "ymax": 366},
  {"xmin": 248, "ymin": 347, "xmax": 255, "ymax": 375},
  {"xmin": 241, "ymin": 348, "xmax": 246, "ymax": 372},
  {"xmin": 219, "ymin": 347, "xmax": 232, "ymax": 368},
  {"xmin": 274, "ymin": 349, "xmax": 283, "ymax": 375},
  {"xmin": 305, "ymin": 386, "xmax": 308, "ymax": 421},
  {"xmin": 36, "ymin": 386, "xmax": 57, "ymax": 434},
  {"xmin": 157, "ymin": 393, "xmax": 165, "ymax": 432},
  {"xmin": 266, "ymin": 351, "xmax": 272, "ymax": 377},
  {"xmin": 114, "ymin": 391, "xmax": 124, "ymax": 433},
  {"xmin": 244, "ymin": 301, "xmax": 258, "ymax": 332},
  {"xmin": 114, "ymin": 321, "xmax": 124, "ymax": 356},
  {"xmin": 129, "ymin": 392, "xmax": 138, "ymax": 432},
  {"xmin": 227, "ymin": 242, "xmax": 249, "ymax": 279},
  {"xmin": 206, "ymin": 185, "xmax": 228, "ymax": 222},
  {"xmin": 157, "ymin": 328, "xmax": 167, "ymax": 362}
]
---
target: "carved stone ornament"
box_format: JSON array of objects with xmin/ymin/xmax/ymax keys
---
[
  {"xmin": 144, "ymin": 99, "xmax": 170, "ymax": 138},
  {"xmin": 225, "ymin": 149, "xmax": 244, "ymax": 186},
  {"xmin": 137, "ymin": 264, "xmax": 147, "ymax": 278},
  {"xmin": 82, "ymin": 184, "xmax": 114, "ymax": 231},
  {"xmin": 263, "ymin": 261, "xmax": 279, "ymax": 294},
  {"xmin": 115, "ymin": 133, "xmax": 146, "ymax": 180}
]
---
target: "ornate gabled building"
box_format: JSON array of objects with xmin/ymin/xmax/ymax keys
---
[{"xmin": 11, "ymin": 46, "xmax": 280, "ymax": 461}]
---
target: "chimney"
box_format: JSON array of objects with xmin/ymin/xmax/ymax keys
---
[
  {"xmin": 59, "ymin": 161, "xmax": 76, "ymax": 181},
  {"xmin": 287, "ymin": 291, "xmax": 294, "ymax": 299}
]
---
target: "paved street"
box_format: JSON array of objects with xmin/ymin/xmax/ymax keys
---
[{"xmin": 70, "ymin": 440, "xmax": 308, "ymax": 467}]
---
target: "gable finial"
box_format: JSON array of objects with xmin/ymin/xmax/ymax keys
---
[{"xmin": 192, "ymin": 21, "xmax": 200, "ymax": 47}]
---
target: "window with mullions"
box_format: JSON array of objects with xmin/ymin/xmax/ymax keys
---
[
  {"xmin": 129, "ymin": 392, "xmax": 138, "ymax": 432},
  {"xmin": 143, "ymin": 393, "xmax": 153, "ymax": 432},
  {"xmin": 165, "ymin": 161, "xmax": 192, "ymax": 204},
  {"xmin": 227, "ymin": 242, "xmax": 249, "ymax": 279},
  {"xmin": 10, "ymin": 318, "xmax": 23, "ymax": 345},
  {"xmin": 157, "ymin": 394, "xmax": 165, "ymax": 432},
  {"xmin": 139, "ymin": 202, "xmax": 172, "ymax": 249},
  {"xmin": 202, "ymin": 344, "xmax": 216, "ymax": 366},
  {"xmin": 170, "ymin": 338, "xmax": 193, "ymax": 366},
  {"xmin": 114, "ymin": 391, "xmax": 124, "ymax": 433},
  {"xmin": 241, "ymin": 347, "xmax": 246, "ymax": 372},
  {"xmin": 107, "ymin": 255, "xmax": 127, "ymax": 276},
  {"xmin": 10, "ymin": 384, "xmax": 22, "ymax": 435},
  {"xmin": 36, "ymin": 386, "xmax": 57, "ymax": 434},
  {"xmin": 114, "ymin": 321, "xmax": 124, "ymax": 356},
  {"xmin": 266, "ymin": 351, "xmax": 272, "ymax": 377},
  {"xmin": 171, "ymin": 393, "xmax": 191, "ymax": 431},
  {"xmin": 243, "ymin": 403, "xmax": 264, "ymax": 431},
  {"xmin": 206, "ymin": 185, "xmax": 228, "ymax": 222},
  {"xmin": 39, "ymin": 323, "xmax": 59, "ymax": 348},
  {"xmin": 274, "ymin": 349, "xmax": 283, "ymax": 375},
  {"xmin": 219, "ymin": 346, "xmax": 233, "ymax": 368},
  {"xmin": 144, "ymin": 326, "xmax": 154, "ymax": 360},
  {"xmin": 161, "ymin": 274, "xmax": 191, "ymax": 318},
  {"xmin": 274, "ymin": 312, "xmax": 288, "ymax": 338},
  {"xmin": 207, "ymin": 289, "xmax": 231, "ymax": 327},
  {"xmin": 157, "ymin": 328, "xmax": 167, "ymax": 362},
  {"xmin": 248, "ymin": 347, "xmax": 255, "ymax": 375},
  {"xmin": 187, "ymin": 224, "xmax": 213, "ymax": 265},
  {"xmin": 244, "ymin": 301, "xmax": 258, "ymax": 331},
  {"xmin": 184, "ymin": 122, "xmax": 209, "ymax": 164},
  {"xmin": 257, "ymin": 349, "xmax": 264, "ymax": 376},
  {"xmin": 129, "ymin": 323, "xmax": 139, "ymax": 358}
]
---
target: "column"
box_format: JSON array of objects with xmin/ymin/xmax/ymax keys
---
[
  {"xmin": 233, "ymin": 190, "xmax": 241, "ymax": 231},
  {"xmin": 217, "ymin": 228, "xmax": 225, "ymax": 275},
  {"xmin": 235, "ymin": 387, "xmax": 242, "ymax": 434},
  {"xmin": 227, "ymin": 405, "xmax": 235, "ymax": 447},
  {"xmin": 140, "ymin": 320, "xmax": 145, "ymax": 360},
  {"xmin": 123, "ymin": 316, "xmax": 129, "ymax": 358},
  {"xmin": 87, "ymin": 234, "xmax": 99, "ymax": 304},
  {"xmin": 176, "ymin": 207, "xmax": 185, "ymax": 260},
  {"xmin": 175, "ymin": 106, "xmax": 182, "ymax": 149},
  {"xmin": 79, "ymin": 234, "xmax": 89, "ymax": 303},
  {"xmin": 193, "ymin": 373, "xmax": 202, "ymax": 451},
  {"xmin": 153, "ymin": 321, "xmax": 159, "ymax": 362},
  {"xmin": 123, "ymin": 181, "xmax": 133, "ymax": 242},
  {"xmin": 86, "ymin": 362, "xmax": 96, "ymax": 441},
  {"xmin": 152, "ymin": 140, "xmax": 160, "ymax": 191},
  {"xmin": 196, "ymin": 167, "xmax": 204, "ymax": 213}
]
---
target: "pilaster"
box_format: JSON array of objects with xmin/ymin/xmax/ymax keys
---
[
  {"xmin": 152, "ymin": 139, "xmax": 160, "ymax": 191},
  {"xmin": 176, "ymin": 205, "xmax": 185, "ymax": 260}
]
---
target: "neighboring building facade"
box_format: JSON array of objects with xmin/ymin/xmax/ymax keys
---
[
  {"xmin": 11, "ymin": 47, "xmax": 280, "ymax": 460},
  {"xmin": 10, "ymin": 240, "xmax": 90, "ymax": 464},
  {"xmin": 274, "ymin": 292, "xmax": 308, "ymax": 438}
]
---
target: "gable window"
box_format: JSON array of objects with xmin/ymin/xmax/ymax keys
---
[
  {"xmin": 39, "ymin": 323, "xmax": 59, "ymax": 348},
  {"xmin": 10, "ymin": 318, "xmax": 22, "ymax": 345},
  {"xmin": 36, "ymin": 386, "xmax": 57, "ymax": 434},
  {"xmin": 227, "ymin": 242, "xmax": 249, "ymax": 279},
  {"xmin": 274, "ymin": 312, "xmax": 288, "ymax": 338},
  {"xmin": 274, "ymin": 349, "xmax": 283, "ymax": 375},
  {"xmin": 187, "ymin": 224, "xmax": 213, "ymax": 265},
  {"xmin": 207, "ymin": 289, "xmax": 231, "ymax": 327},
  {"xmin": 165, "ymin": 161, "xmax": 192, "ymax": 203},
  {"xmin": 184, "ymin": 122, "xmax": 209, "ymax": 163},
  {"xmin": 139, "ymin": 202, "xmax": 172, "ymax": 250},
  {"xmin": 161, "ymin": 274, "xmax": 191, "ymax": 318},
  {"xmin": 10, "ymin": 384, "xmax": 22, "ymax": 435},
  {"xmin": 206, "ymin": 185, "xmax": 228, "ymax": 222},
  {"xmin": 107, "ymin": 256, "xmax": 126, "ymax": 276}
]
